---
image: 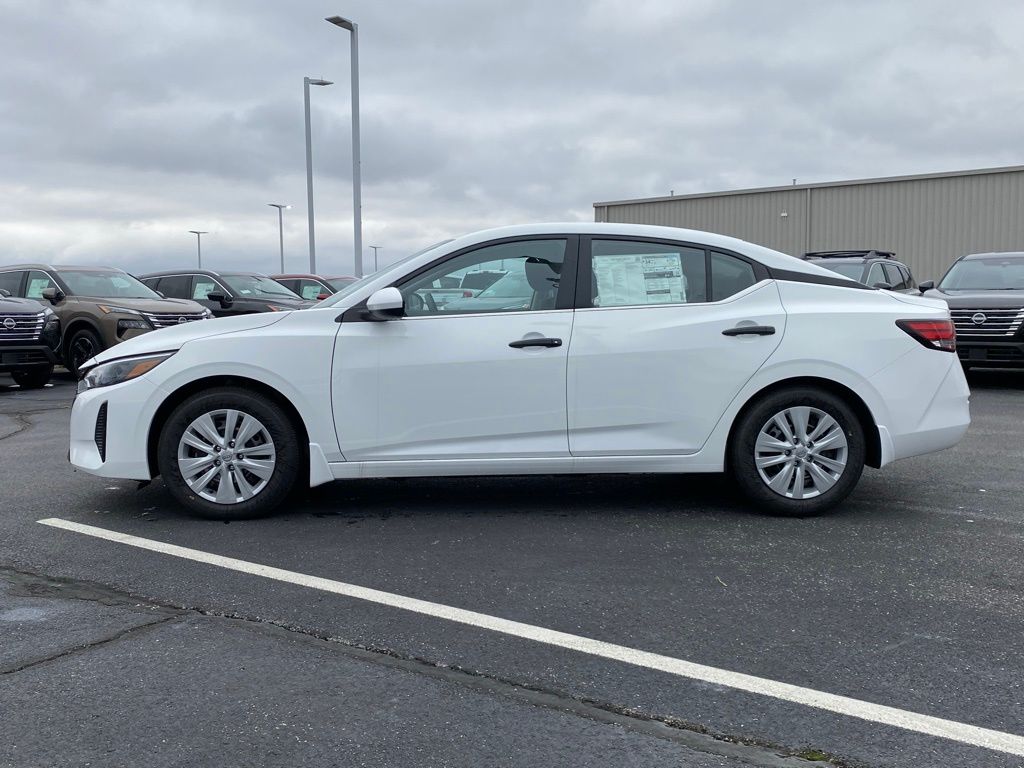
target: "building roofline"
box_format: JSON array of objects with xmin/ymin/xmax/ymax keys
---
[{"xmin": 592, "ymin": 164, "xmax": 1024, "ymax": 208}]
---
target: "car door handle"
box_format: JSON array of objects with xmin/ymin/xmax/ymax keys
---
[
  {"xmin": 722, "ymin": 325, "xmax": 775, "ymax": 337},
  {"xmin": 509, "ymin": 337, "xmax": 562, "ymax": 349}
]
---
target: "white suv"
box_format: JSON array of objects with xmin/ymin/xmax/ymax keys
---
[{"xmin": 70, "ymin": 224, "xmax": 970, "ymax": 518}]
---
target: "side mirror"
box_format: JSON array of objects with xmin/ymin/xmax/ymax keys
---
[
  {"xmin": 365, "ymin": 286, "xmax": 404, "ymax": 321},
  {"xmin": 872, "ymin": 282, "xmax": 894, "ymax": 290},
  {"xmin": 206, "ymin": 292, "xmax": 233, "ymax": 307},
  {"xmin": 41, "ymin": 286, "xmax": 65, "ymax": 304},
  {"xmin": 917, "ymin": 280, "xmax": 935, "ymax": 293}
]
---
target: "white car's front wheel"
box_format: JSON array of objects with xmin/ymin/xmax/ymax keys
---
[
  {"xmin": 157, "ymin": 387, "xmax": 301, "ymax": 519},
  {"xmin": 729, "ymin": 387, "xmax": 866, "ymax": 516}
]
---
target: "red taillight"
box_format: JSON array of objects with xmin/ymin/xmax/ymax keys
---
[
  {"xmin": 462, "ymin": 290, "xmax": 473, "ymax": 297},
  {"xmin": 896, "ymin": 319, "xmax": 956, "ymax": 352}
]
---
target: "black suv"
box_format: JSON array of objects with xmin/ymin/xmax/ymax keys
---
[
  {"xmin": 138, "ymin": 270, "xmax": 314, "ymax": 317},
  {"xmin": 800, "ymin": 250, "xmax": 917, "ymax": 292},
  {"xmin": 920, "ymin": 251, "xmax": 1024, "ymax": 369},
  {"xmin": 0, "ymin": 290, "xmax": 61, "ymax": 388}
]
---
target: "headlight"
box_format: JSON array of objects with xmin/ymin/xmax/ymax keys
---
[
  {"xmin": 97, "ymin": 304, "xmax": 144, "ymax": 316},
  {"xmin": 41, "ymin": 307, "xmax": 59, "ymax": 326},
  {"xmin": 77, "ymin": 352, "xmax": 175, "ymax": 393}
]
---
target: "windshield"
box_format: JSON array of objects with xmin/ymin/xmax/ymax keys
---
[
  {"xmin": 319, "ymin": 239, "xmax": 455, "ymax": 307},
  {"xmin": 221, "ymin": 274, "xmax": 301, "ymax": 299},
  {"xmin": 477, "ymin": 272, "xmax": 531, "ymax": 298},
  {"xmin": 57, "ymin": 270, "xmax": 162, "ymax": 299},
  {"xmin": 815, "ymin": 262, "xmax": 864, "ymax": 280},
  {"xmin": 939, "ymin": 258, "xmax": 1024, "ymax": 290}
]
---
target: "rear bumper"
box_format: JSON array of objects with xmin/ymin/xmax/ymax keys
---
[
  {"xmin": 0, "ymin": 344, "xmax": 58, "ymax": 372},
  {"xmin": 889, "ymin": 356, "xmax": 971, "ymax": 461},
  {"xmin": 956, "ymin": 339, "xmax": 1024, "ymax": 368}
]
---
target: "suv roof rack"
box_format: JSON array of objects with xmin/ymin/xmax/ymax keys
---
[{"xmin": 802, "ymin": 250, "xmax": 896, "ymax": 260}]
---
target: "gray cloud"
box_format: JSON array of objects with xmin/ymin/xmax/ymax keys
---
[{"xmin": 1, "ymin": 0, "xmax": 1022, "ymax": 276}]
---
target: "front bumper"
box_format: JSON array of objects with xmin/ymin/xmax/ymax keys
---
[
  {"xmin": 69, "ymin": 376, "xmax": 160, "ymax": 480},
  {"xmin": 956, "ymin": 339, "xmax": 1024, "ymax": 368},
  {"xmin": 0, "ymin": 344, "xmax": 59, "ymax": 373}
]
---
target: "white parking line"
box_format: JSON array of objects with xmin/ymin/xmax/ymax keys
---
[{"xmin": 38, "ymin": 516, "xmax": 1024, "ymax": 757}]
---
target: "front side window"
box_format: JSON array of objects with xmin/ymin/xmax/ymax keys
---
[
  {"xmin": 589, "ymin": 240, "xmax": 706, "ymax": 307},
  {"xmin": 399, "ymin": 239, "xmax": 566, "ymax": 316},
  {"xmin": 882, "ymin": 263, "xmax": 907, "ymax": 290},
  {"xmin": 865, "ymin": 263, "xmax": 887, "ymax": 287},
  {"xmin": 193, "ymin": 278, "xmax": 219, "ymax": 300},
  {"xmin": 25, "ymin": 270, "xmax": 56, "ymax": 299}
]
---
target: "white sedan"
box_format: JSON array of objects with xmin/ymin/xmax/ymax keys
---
[{"xmin": 70, "ymin": 224, "xmax": 970, "ymax": 518}]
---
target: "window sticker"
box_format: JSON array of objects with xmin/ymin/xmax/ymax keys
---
[
  {"xmin": 592, "ymin": 253, "xmax": 687, "ymax": 307},
  {"xmin": 193, "ymin": 281, "xmax": 216, "ymax": 300},
  {"xmin": 26, "ymin": 278, "xmax": 52, "ymax": 298}
]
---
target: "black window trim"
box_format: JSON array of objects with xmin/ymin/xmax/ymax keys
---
[
  {"xmin": 340, "ymin": 234, "xmax": 580, "ymax": 322},
  {"xmin": 575, "ymin": 235, "xmax": 771, "ymax": 310}
]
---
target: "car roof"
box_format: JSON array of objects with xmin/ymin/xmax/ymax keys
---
[
  {"xmin": 138, "ymin": 269, "xmax": 269, "ymax": 278},
  {"xmin": 802, "ymin": 250, "xmax": 897, "ymax": 262},
  {"xmin": 0, "ymin": 263, "xmax": 125, "ymax": 272},
  {"xmin": 270, "ymin": 273, "xmax": 323, "ymax": 279}
]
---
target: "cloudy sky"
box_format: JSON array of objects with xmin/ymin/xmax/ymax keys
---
[{"xmin": 1, "ymin": 0, "xmax": 1022, "ymax": 276}]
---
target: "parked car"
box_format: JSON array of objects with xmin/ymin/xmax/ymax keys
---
[
  {"xmin": 441, "ymin": 270, "xmax": 534, "ymax": 312},
  {"xmin": 70, "ymin": 223, "xmax": 969, "ymax": 520},
  {"xmin": 139, "ymin": 270, "xmax": 314, "ymax": 317},
  {"xmin": 0, "ymin": 264, "xmax": 211, "ymax": 375},
  {"xmin": 0, "ymin": 288, "xmax": 61, "ymax": 388},
  {"xmin": 271, "ymin": 274, "xmax": 356, "ymax": 301},
  {"xmin": 919, "ymin": 251, "xmax": 1024, "ymax": 369},
  {"xmin": 800, "ymin": 250, "xmax": 917, "ymax": 291}
]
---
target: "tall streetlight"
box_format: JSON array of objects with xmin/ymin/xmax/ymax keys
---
[
  {"xmin": 369, "ymin": 245, "xmax": 381, "ymax": 272},
  {"xmin": 304, "ymin": 76, "xmax": 333, "ymax": 274},
  {"xmin": 188, "ymin": 230, "xmax": 208, "ymax": 268},
  {"xmin": 326, "ymin": 15, "xmax": 363, "ymax": 278},
  {"xmin": 268, "ymin": 203, "xmax": 290, "ymax": 272}
]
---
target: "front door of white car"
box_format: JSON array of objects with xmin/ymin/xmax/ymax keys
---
[
  {"xmin": 331, "ymin": 237, "xmax": 577, "ymax": 461},
  {"xmin": 567, "ymin": 238, "xmax": 786, "ymax": 456}
]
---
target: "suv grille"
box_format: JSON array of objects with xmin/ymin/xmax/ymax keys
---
[
  {"xmin": 143, "ymin": 312, "xmax": 207, "ymax": 329},
  {"xmin": 0, "ymin": 312, "xmax": 45, "ymax": 341},
  {"xmin": 950, "ymin": 308, "xmax": 1024, "ymax": 337}
]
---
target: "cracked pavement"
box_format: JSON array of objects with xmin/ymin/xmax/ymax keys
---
[{"xmin": 1, "ymin": 371, "xmax": 1023, "ymax": 767}]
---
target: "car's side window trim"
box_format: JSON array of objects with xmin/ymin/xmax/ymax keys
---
[
  {"xmin": 574, "ymin": 236, "xmax": 769, "ymax": 310},
  {"xmin": 341, "ymin": 235, "xmax": 579, "ymax": 323}
]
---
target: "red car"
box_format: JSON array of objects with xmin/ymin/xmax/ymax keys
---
[{"xmin": 271, "ymin": 274, "xmax": 357, "ymax": 301}]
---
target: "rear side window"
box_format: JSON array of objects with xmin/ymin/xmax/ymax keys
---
[
  {"xmin": 156, "ymin": 275, "xmax": 192, "ymax": 298},
  {"xmin": 710, "ymin": 252, "xmax": 757, "ymax": 301},
  {"xmin": 865, "ymin": 263, "xmax": 887, "ymax": 287},
  {"xmin": 0, "ymin": 271, "xmax": 23, "ymax": 296},
  {"xmin": 295, "ymin": 279, "xmax": 328, "ymax": 300},
  {"xmin": 900, "ymin": 264, "xmax": 915, "ymax": 289},
  {"xmin": 590, "ymin": 240, "xmax": 706, "ymax": 307},
  {"xmin": 882, "ymin": 263, "xmax": 906, "ymax": 290}
]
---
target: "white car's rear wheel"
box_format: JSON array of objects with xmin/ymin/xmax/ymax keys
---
[
  {"xmin": 729, "ymin": 387, "xmax": 865, "ymax": 516},
  {"xmin": 158, "ymin": 387, "xmax": 300, "ymax": 519}
]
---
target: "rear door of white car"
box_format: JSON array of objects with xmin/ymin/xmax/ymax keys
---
[
  {"xmin": 567, "ymin": 236, "xmax": 786, "ymax": 456},
  {"xmin": 332, "ymin": 236, "xmax": 578, "ymax": 461}
]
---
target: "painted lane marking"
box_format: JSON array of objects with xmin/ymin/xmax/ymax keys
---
[{"xmin": 38, "ymin": 516, "xmax": 1024, "ymax": 757}]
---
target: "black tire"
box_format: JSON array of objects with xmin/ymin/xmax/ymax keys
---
[
  {"xmin": 11, "ymin": 366, "xmax": 53, "ymax": 389},
  {"xmin": 66, "ymin": 328, "xmax": 104, "ymax": 376},
  {"xmin": 728, "ymin": 387, "xmax": 865, "ymax": 517},
  {"xmin": 157, "ymin": 387, "xmax": 302, "ymax": 519}
]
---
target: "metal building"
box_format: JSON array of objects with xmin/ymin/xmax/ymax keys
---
[{"xmin": 593, "ymin": 165, "xmax": 1024, "ymax": 282}]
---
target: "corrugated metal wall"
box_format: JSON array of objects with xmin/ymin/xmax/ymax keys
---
[{"xmin": 595, "ymin": 168, "xmax": 1024, "ymax": 281}]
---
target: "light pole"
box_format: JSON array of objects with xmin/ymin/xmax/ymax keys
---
[
  {"xmin": 326, "ymin": 15, "xmax": 363, "ymax": 278},
  {"xmin": 188, "ymin": 230, "xmax": 208, "ymax": 268},
  {"xmin": 268, "ymin": 203, "xmax": 290, "ymax": 272},
  {"xmin": 369, "ymin": 245, "xmax": 381, "ymax": 272},
  {"xmin": 304, "ymin": 76, "xmax": 333, "ymax": 274}
]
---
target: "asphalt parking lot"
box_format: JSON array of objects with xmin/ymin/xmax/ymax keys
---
[{"xmin": 1, "ymin": 370, "xmax": 1023, "ymax": 768}]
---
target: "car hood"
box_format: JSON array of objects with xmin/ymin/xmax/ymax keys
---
[
  {"xmin": 922, "ymin": 288, "xmax": 1024, "ymax": 308},
  {"xmin": 0, "ymin": 296, "xmax": 46, "ymax": 314},
  {"xmin": 73, "ymin": 296, "xmax": 208, "ymax": 313},
  {"xmin": 88, "ymin": 311, "xmax": 289, "ymax": 366}
]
